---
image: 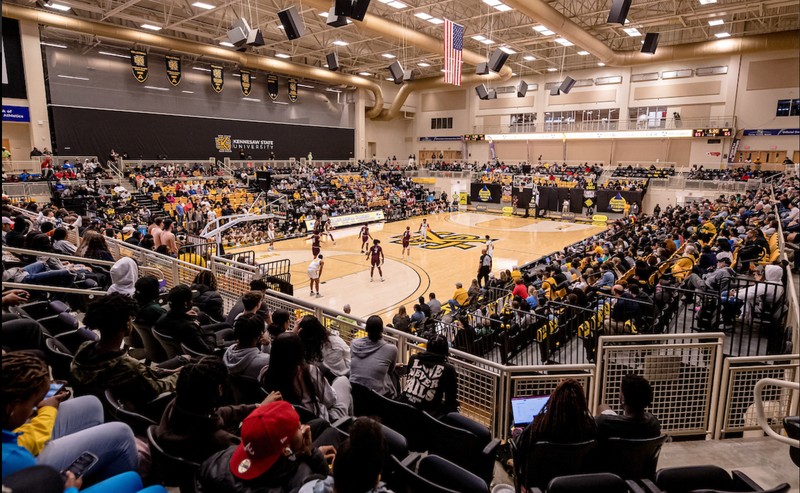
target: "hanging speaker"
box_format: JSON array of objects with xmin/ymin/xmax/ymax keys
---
[
  {"xmin": 335, "ymin": 0, "xmax": 371, "ymax": 21},
  {"xmin": 278, "ymin": 6, "xmax": 306, "ymax": 40},
  {"xmin": 517, "ymin": 80, "xmax": 528, "ymax": 97},
  {"xmin": 247, "ymin": 29, "xmax": 265, "ymax": 47},
  {"xmin": 475, "ymin": 84, "xmax": 489, "ymax": 100},
  {"xmin": 487, "ymin": 88, "xmax": 497, "ymax": 100},
  {"xmin": 550, "ymin": 86, "xmax": 560, "ymax": 96},
  {"xmin": 227, "ymin": 19, "xmax": 251, "ymax": 47},
  {"xmin": 388, "ymin": 60, "xmax": 404, "ymax": 84},
  {"xmin": 403, "ymin": 69, "xmax": 414, "ymax": 81},
  {"xmin": 607, "ymin": 0, "xmax": 632, "ymax": 25},
  {"xmin": 475, "ymin": 62, "xmax": 489, "ymax": 75},
  {"xmin": 488, "ymin": 49, "xmax": 509, "ymax": 73},
  {"xmin": 641, "ymin": 32, "xmax": 659, "ymax": 54},
  {"xmin": 326, "ymin": 7, "xmax": 348, "ymax": 27},
  {"xmin": 559, "ymin": 76, "xmax": 576, "ymax": 94},
  {"xmin": 326, "ymin": 52, "xmax": 340, "ymax": 71}
]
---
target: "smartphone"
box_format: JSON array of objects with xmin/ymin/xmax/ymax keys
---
[
  {"xmin": 45, "ymin": 383, "xmax": 64, "ymax": 400},
  {"xmin": 61, "ymin": 451, "xmax": 98, "ymax": 480}
]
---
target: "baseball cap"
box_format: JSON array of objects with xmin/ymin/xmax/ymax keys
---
[
  {"xmin": 230, "ymin": 401, "xmax": 300, "ymax": 480},
  {"xmin": 2, "ymin": 216, "xmax": 13, "ymax": 225}
]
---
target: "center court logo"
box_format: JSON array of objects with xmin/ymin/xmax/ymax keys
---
[
  {"xmin": 391, "ymin": 231, "xmax": 489, "ymax": 250},
  {"xmin": 215, "ymin": 135, "xmax": 232, "ymax": 153}
]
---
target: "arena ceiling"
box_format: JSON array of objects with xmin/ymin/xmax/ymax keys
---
[{"xmin": 17, "ymin": 0, "xmax": 800, "ymax": 80}]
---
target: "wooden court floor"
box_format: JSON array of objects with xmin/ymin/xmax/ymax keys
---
[{"xmin": 231, "ymin": 212, "xmax": 606, "ymax": 320}]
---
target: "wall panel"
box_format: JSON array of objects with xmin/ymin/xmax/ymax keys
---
[
  {"xmin": 421, "ymin": 90, "xmax": 466, "ymax": 111},
  {"xmin": 747, "ymin": 58, "xmax": 800, "ymax": 90},
  {"xmin": 634, "ymin": 81, "xmax": 721, "ymax": 100}
]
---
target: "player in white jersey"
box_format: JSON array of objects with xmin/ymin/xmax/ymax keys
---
[
  {"xmin": 485, "ymin": 235, "xmax": 494, "ymax": 257},
  {"xmin": 307, "ymin": 254, "xmax": 324, "ymax": 297},
  {"xmin": 267, "ymin": 218, "xmax": 276, "ymax": 251},
  {"xmin": 418, "ymin": 218, "xmax": 430, "ymax": 247},
  {"xmin": 323, "ymin": 217, "xmax": 336, "ymax": 245}
]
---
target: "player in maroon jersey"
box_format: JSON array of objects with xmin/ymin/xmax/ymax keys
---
[
  {"xmin": 310, "ymin": 231, "xmax": 322, "ymax": 259},
  {"xmin": 401, "ymin": 225, "xmax": 412, "ymax": 260},
  {"xmin": 359, "ymin": 224, "xmax": 373, "ymax": 253},
  {"xmin": 366, "ymin": 239, "xmax": 385, "ymax": 282}
]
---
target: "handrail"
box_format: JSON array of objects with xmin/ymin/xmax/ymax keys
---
[
  {"xmin": 754, "ymin": 378, "xmax": 800, "ymax": 447},
  {"xmin": 2, "ymin": 281, "xmax": 108, "ymax": 296},
  {"xmin": 3, "ymin": 246, "xmax": 164, "ymax": 279}
]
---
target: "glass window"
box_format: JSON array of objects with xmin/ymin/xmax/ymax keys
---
[
  {"xmin": 790, "ymin": 99, "xmax": 800, "ymax": 117},
  {"xmin": 776, "ymin": 99, "xmax": 791, "ymax": 117}
]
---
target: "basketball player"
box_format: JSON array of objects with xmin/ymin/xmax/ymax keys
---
[
  {"xmin": 359, "ymin": 224, "xmax": 373, "ymax": 253},
  {"xmin": 485, "ymin": 235, "xmax": 494, "ymax": 257},
  {"xmin": 310, "ymin": 231, "xmax": 322, "ymax": 259},
  {"xmin": 418, "ymin": 218, "xmax": 430, "ymax": 247},
  {"xmin": 401, "ymin": 226, "xmax": 412, "ymax": 259},
  {"xmin": 267, "ymin": 218, "xmax": 276, "ymax": 251},
  {"xmin": 307, "ymin": 254, "xmax": 324, "ymax": 297},
  {"xmin": 366, "ymin": 239, "xmax": 385, "ymax": 282},
  {"xmin": 323, "ymin": 217, "xmax": 336, "ymax": 245}
]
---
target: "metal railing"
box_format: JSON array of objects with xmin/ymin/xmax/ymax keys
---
[
  {"xmin": 754, "ymin": 378, "xmax": 800, "ymax": 446},
  {"xmin": 472, "ymin": 116, "xmax": 736, "ymax": 135}
]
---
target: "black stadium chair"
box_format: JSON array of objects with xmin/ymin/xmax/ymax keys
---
[
  {"xmin": 104, "ymin": 388, "xmax": 158, "ymax": 436},
  {"xmin": 420, "ymin": 411, "xmax": 500, "ymax": 486},
  {"xmin": 784, "ymin": 416, "xmax": 800, "ymax": 467},
  {"xmin": 390, "ymin": 454, "xmax": 489, "ymax": 493},
  {"xmin": 596, "ymin": 434, "xmax": 669, "ymax": 480},
  {"xmin": 152, "ymin": 327, "xmax": 182, "ymax": 359},
  {"xmin": 230, "ymin": 374, "xmax": 266, "ymax": 404},
  {"xmin": 542, "ymin": 473, "xmax": 634, "ymax": 493},
  {"xmin": 43, "ymin": 337, "xmax": 74, "ymax": 381},
  {"xmin": 654, "ymin": 465, "xmax": 790, "ymax": 493},
  {"xmin": 180, "ymin": 342, "xmax": 211, "ymax": 359},
  {"xmin": 350, "ymin": 381, "xmax": 426, "ymax": 451},
  {"xmin": 513, "ymin": 440, "xmax": 597, "ymax": 491},
  {"xmin": 133, "ymin": 320, "xmax": 168, "ymax": 364},
  {"xmin": 147, "ymin": 425, "xmax": 200, "ymax": 493}
]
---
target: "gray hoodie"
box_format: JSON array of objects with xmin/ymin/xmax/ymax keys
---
[
  {"xmin": 107, "ymin": 257, "xmax": 138, "ymax": 297},
  {"xmin": 222, "ymin": 344, "xmax": 270, "ymax": 380},
  {"xmin": 349, "ymin": 337, "xmax": 398, "ymax": 397}
]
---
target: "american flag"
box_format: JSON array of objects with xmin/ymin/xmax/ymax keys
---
[{"xmin": 443, "ymin": 18, "xmax": 464, "ymax": 86}]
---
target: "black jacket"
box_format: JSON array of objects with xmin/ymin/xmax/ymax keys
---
[
  {"xmin": 196, "ymin": 445, "xmax": 329, "ymax": 493},
  {"xmin": 192, "ymin": 283, "xmax": 225, "ymax": 323},
  {"xmin": 400, "ymin": 352, "xmax": 459, "ymax": 418},
  {"xmin": 155, "ymin": 309, "xmax": 216, "ymax": 354}
]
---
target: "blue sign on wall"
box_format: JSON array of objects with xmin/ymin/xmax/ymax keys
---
[
  {"xmin": 419, "ymin": 136, "xmax": 463, "ymax": 142},
  {"xmin": 742, "ymin": 128, "xmax": 800, "ymax": 136},
  {"xmin": 2, "ymin": 105, "xmax": 30, "ymax": 122}
]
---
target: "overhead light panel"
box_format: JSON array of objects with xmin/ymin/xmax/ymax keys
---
[
  {"xmin": 546, "ymin": 67, "xmax": 557, "ymax": 72},
  {"xmin": 708, "ymin": 18, "xmax": 724, "ymax": 26},
  {"xmin": 715, "ymin": 31, "xmax": 731, "ymax": 38},
  {"xmin": 273, "ymin": 101, "xmax": 289, "ymax": 105},
  {"xmin": 144, "ymin": 86, "xmax": 170, "ymax": 91},
  {"xmin": 577, "ymin": 50, "xmax": 590, "ymax": 55},
  {"xmin": 275, "ymin": 53, "xmax": 291, "ymax": 58},
  {"xmin": 417, "ymin": 62, "xmax": 430, "ymax": 67},
  {"xmin": 41, "ymin": 42, "xmax": 68, "ymax": 48},
  {"xmin": 382, "ymin": 53, "xmax": 396, "ymax": 58},
  {"xmin": 554, "ymin": 37, "xmax": 573, "ymax": 46},
  {"xmin": 414, "ymin": 12, "xmax": 432, "ymax": 20},
  {"xmin": 533, "ymin": 25, "xmax": 555, "ymax": 35},
  {"xmin": 192, "ymin": 2, "xmax": 215, "ymax": 9},
  {"xmin": 277, "ymin": 24, "xmax": 285, "ymax": 29},
  {"xmin": 494, "ymin": 4, "xmax": 512, "ymax": 11},
  {"xmin": 141, "ymin": 24, "xmax": 162, "ymax": 31},
  {"xmin": 242, "ymin": 97, "xmax": 261, "ymax": 102},
  {"xmin": 181, "ymin": 90, "xmax": 195, "ymax": 94},
  {"xmin": 297, "ymin": 83, "xmax": 315, "ymax": 88},
  {"xmin": 319, "ymin": 11, "xmax": 329, "ymax": 17},
  {"xmin": 482, "ymin": 0, "xmax": 501, "ymax": 5},
  {"xmin": 326, "ymin": 88, "xmax": 342, "ymax": 93},
  {"xmin": 499, "ymin": 46, "xmax": 516, "ymax": 54},
  {"xmin": 623, "ymin": 27, "xmax": 641, "ymax": 37},
  {"xmin": 99, "ymin": 50, "xmax": 130, "ymax": 58},
  {"xmin": 332, "ymin": 40, "xmax": 349, "ymax": 46},
  {"xmin": 597, "ymin": 62, "xmax": 606, "ymax": 66},
  {"xmin": 220, "ymin": 41, "xmax": 234, "ymax": 47},
  {"xmin": 427, "ymin": 18, "xmax": 445, "ymax": 25},
  {"xmin": 57, "ymin": 74, "xmax": 90, "ymax": 80},
  {"xmin": 387, "ymin": 1, "xmax": 407, "ymax": 8},
  {"xmin": 45, "ymin": 2, "xmax": 71, "ymax": 11},
  {"xmin": 358, "ymin": 71, "xmax": 372, "ymax": 76},
  {"xmin": 523, "ymin": 55, "xmax": 536, "ymax": 61},
  {"xmin": 698, "ymin": 0, "xmax": 717, "ymax": 4},
  {"xmin": 192, "ymin": 66, "xmax": 212, "ymax": 72},
  {"xmin": 480, "ymin": 39, "xmax": 495, "ymax": 45}
]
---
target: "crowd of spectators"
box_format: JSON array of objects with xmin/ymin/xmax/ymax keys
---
[
  {"xmin": 611, "ymin": 164, "xmax": 676, "ymax": 179},
  {"xmin": 687, "ymin": 165, "xmax": 781, "ymax": 181}
]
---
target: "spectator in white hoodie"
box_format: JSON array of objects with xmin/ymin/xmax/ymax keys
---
[{"xmin": 107, "ymin": 257, "xmax": 138, "ymax": 297}]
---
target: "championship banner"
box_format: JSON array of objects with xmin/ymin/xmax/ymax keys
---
[
  {"xmin": 165, "ymin": 55, "xmax": 181, "ymax": 86},
  {"xmin": 267, "ymin": 75, "xmax": 279, "ymax": 100},
  {"xmin": 211, "ymin": 64, "xmax": 224, "ymax": 93},
  {"xmin": 240, "ymin": 70, "xmax": 252, "ymax": 96},
  {"xmin": 288, "ymin": 78, "xmax": 298, "ymax": 103},
  {"xmin": 607, "ymin": 192, "xmax": 628, "ymax": 212},
  {"xmin": 130, "ymin": 50, "xmax": 148, "ymax": 83}
]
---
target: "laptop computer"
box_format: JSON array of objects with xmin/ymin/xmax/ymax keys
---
[{"xmin": 511, "ymin": 395, "xmax": 550, "ymax": 427}]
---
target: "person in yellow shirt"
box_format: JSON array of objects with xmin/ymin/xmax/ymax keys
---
[
  {"xmin": 510, "ymin": 266, "xmax": 523, "ymax": 283},
  {"xmin": 447, "ymin": 282, "xmax": 469, "ymax": 312}
]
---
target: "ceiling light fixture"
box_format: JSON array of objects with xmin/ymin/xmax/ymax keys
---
[
  {"xmin": 414, "ymin": 12, "xmax": 432, "ymax": 20},
  {"xmin": 181, "ymin": 90, "xmax": 195, "ymax": 94},
  {"xmin": 472, "ymin": 35, "xmax": 487, "ymax": 41},
  {"xmin": 273, "ymin": 101, "xmax": 289, "ymax": 105},
  {"xmin": 220, "ymin": 41, "xmax": 234, "ymax": 47},
  {"xmin": 554, "ymin": 37, "xmax": 573, "ymax": 46},
  {"xmin": 482, "ymin": 0, "xmax": 501, "ymax": 5},
  {"xmin": 708, "ymin": 19, "xmax": 724, "ymax": 26},
  {"xmin": 141, "ymin": 24, "xmax": 162, "ymax": 31},
  {"xmin": 99, "ymin": 51, "xmax": 129, "ymax": 58},
  {"xmin": 418, "ymin": 62, "xmax": 430, "ymax": 67},
  {"xmin": 57, "ymin": 74, "xmax": 90, "ymax": 80},
  {"xmin": 192, "ymin": 66, "xmax": 212, "ymax": 72},
  {"xmin": 319, "ymin": 11, "xmax": 329, "ymax": 17},
  {"xmin": 332, "ymin": 40, "xmax": 348, "ymax": 46},
  {"xmin": 533, "ymin": 25, "xmax": 555, "ymax": 35},
  {"xmin": 494, "ymin": 4, "xmax": 512, "ymax": 11},
  {"xmin": 297, "ymin": 83, "xmax": 315, "ymax": 88},
  {"xmin": 546, "ymin": 67, "xmax": 557, "ymax": 72},
  {"xmin": 44, "ymin": 2, "xmax": 71, "ymax": 11},
  {"xmin": 41, "ymin": 42, "xmax": 68, "ymax": 48},
  {"xmin": 597, "ymin": 62, "xmax": 606, "ymax": 66},
  {"xmin": 387, "ymin": 1, "xmax": 407, "ymax": 8},
  {"xmin": 427, "ymin": 18, "xmax": 445, "ymax": 25},
  {"xmin": 144, "ymin": 85, "xmax": 170, "ymax": 91},
  {"xmin": 698, "ymin": 0, "xmax": 717, "ymax": 4},
  {"xmin": 623, "ymin": 27, "xmax": 642, "ymax": 37},
  {"xmin": 382, "ymin": 53, "xmax": 396, "ymax": 58},
  {"xmin": 715, "ymin": 31, "xmax": 731, "ymax": 38},
  {"xmin": 191, "ymin": 2, "xmax": 215, "ymax": 9},
  {"xmin": 523, "ymin": 55, "xmax": 536, "ymax": 61},
  {"xmin": 276, "ymin": 24, "xmax": 285, "ymax": 29},
  {"xmin": 499, "ymin": 46, "xmax": 516, "ymax": 54},
  {"xmin": 275, "ymin": 53, "xmax": 291, "ymax": 58},
  {"xmin": 358, "ymin": 71, "xmax": 372, "ymax": 76},
  {"xmin": 242, "ymin": 97, "xmax": 261, "ymax": 102},
  {"xmin": 326, "ymin": 88, "xmax": 341, "ymax": 93},
  {"xmin": 577, "ymin": 50, "xmax": 590, "ymax": 55}
]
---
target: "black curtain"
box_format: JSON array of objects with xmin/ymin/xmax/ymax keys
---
[{"xmin": 470, "ymin": 183, "xmax": 502, "ymax": 204}]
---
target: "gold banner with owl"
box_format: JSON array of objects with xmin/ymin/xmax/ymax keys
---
[
  {"xmin": 240, "ymin": 70, "xmax": 252, "ymax": 96},
  {"xmin": 130, "ymin": 49, "xmax": 148, "ymax": 83},
  {"xmin": 165, "ymin": 55, "xmax": 181, "ymax": 86},
  {"xmin": 211, "ymin": 64, "xmax": 224, "ymax": 93},
  {"xmin": 267, "ymin": 75, "xmax": 278, "ymax": 100},
  {"xmin": 288, "ymin": 78, "xmax": 298, "ymax": 103}
]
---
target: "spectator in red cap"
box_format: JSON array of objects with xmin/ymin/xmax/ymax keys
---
[{"xmin": 196, "ymin": 401, "xmax": 336, "ymax": 493}]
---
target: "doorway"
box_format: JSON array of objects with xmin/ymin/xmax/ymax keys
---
[{"xmin": 367, "ymin": 142, "xmax": 376, "ymax": 160}]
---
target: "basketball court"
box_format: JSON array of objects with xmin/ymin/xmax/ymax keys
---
[{"xmin": 233, "ymin": 212, "xmax": 606, "ymax": 319}]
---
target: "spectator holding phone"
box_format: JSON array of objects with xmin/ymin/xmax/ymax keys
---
[{"xmin": 2, "ymin": 352, "xmax": 145, "ymax": 486}]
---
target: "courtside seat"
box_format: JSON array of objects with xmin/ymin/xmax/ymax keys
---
[{"xmin": 654, "ymin": 465, "xmax": 790, "ymax": 493}]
